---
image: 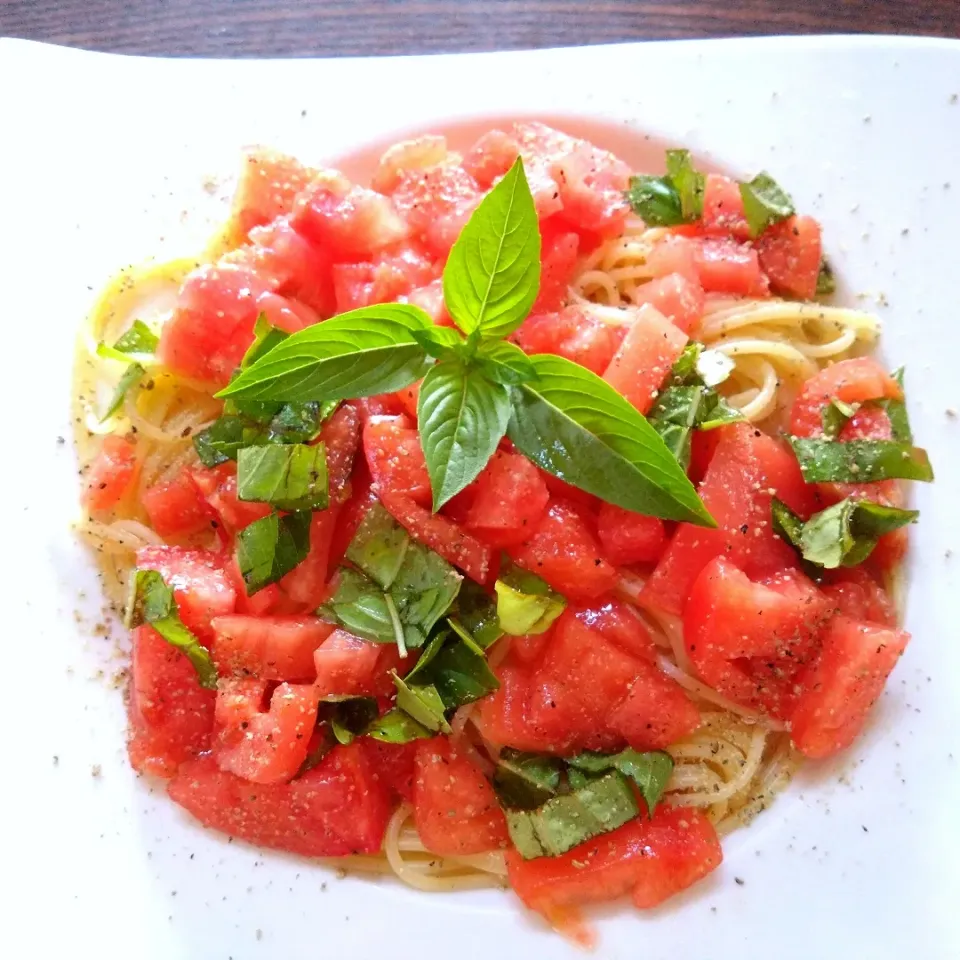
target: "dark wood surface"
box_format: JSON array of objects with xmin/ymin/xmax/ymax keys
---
[{"xmin": 2, "ymin": 0, "xmax": 957, "ymax": 58}]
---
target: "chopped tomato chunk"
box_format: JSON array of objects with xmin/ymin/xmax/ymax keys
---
[
  {"xmin": 363, "ymin": 415, "xmax": 432, "ymax": 508},
  {"xmin": 756, "ymin": 215, "xmax": 822, "ymax": 300},
  {"xmin": 82, "ymin": 435, "xmax": 137, "ymax": 514},
  {"xmin": 701, "ymin": 174, "xmax": 750, "ymax": 240},
  {"xmin": 211, "ymin": 615, "xmax": 335, "ymax": 680},
  {"xmin": 465, "ymin": 451, "xmax": 550, "ymax": 548},
  {"xmin": 142, "ymin": 469, "xmax": 213, "ymax": 538},
  {"xmin": 597, "ymin": 502, "xmax": 668, "ymax": 566},
  {"xmin": 692, "ymin": 237, "xmax": 769, "ymax": 297}
]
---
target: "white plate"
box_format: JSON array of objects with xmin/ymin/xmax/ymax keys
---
[{"xmin": 3, "ymin": 35, "xmax": 959, "ymax": 960}]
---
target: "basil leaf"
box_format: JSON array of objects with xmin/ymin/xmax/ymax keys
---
[
  {"xmin": 473, "ymin": 339, "xmax": 539, "ymax": 386},
  {"xmin": 97, "ymin": 319, "xmax": 159, "ymax": 361},
  {"xmin": 771, "ymin": 497, "xmax": 805, "ymax": 552},
  {"xmin": 295, "ymin": 723, "xmax": 337, "ymax": 776},
  {"xmin": 506, "ymin": 771, "xmax": 639, "ymax": 860},
  {"xmin": 739, "ymin": 171, "xmax": 795, "ymax": 238},
  {"xmin": 266, "ymin": 400, "xmax": 334, "ymax": 445},
  {"xmin": 236, "ymin": 443, "xmax": 328, "ymax": 512},
  {"xmin": 235, "ymin": 510, "xmax": 312, "ymax": 594},
  {"xmin": 494, "ymin": 749, "xmax": 563, "ymax": 809},
  {"xmin": 418, "ymin": 359, "xmax": 512, "ymax": 510},
  {"xmin": 218, "ymin": 303, "xmax": 434, "ymax": 403},
  {"xmin": 665, "ymin": 149, "xmax": 705, "ymax": 221},
  {"xmin": 100, "ymin": 361, "xmax": 145, "ymax": 422},
  {"xmin": 788, "ymin": 437, "xmax": 934, "ymax": 483},
  {"xmin": 242, "ymin": 314, "xmax": 289, "ymax": 369},
  {"xmin": 404, "ymin": 628, "xmax": 451, "ymax": 683},
  {"xmin": 328, "ymin": 697, "xmax": 380, "ymax": 745},
  {"xmin": 409, "ymin": 325, "xmax": 465, "ymax": 360},
  {"xmin": 126, "ymin": 570, "xmax": 217, "ymax": 689},
  {"xmin": 804, "ymin": 498, "xmax": 918, "ymax": 569},
  {"xmin": 345, "ymin": 502, "xmax": 411, "ymax": 588},
  {"xmin": 393, "ymin": 674, "xmax": 451, "ymax": 733},
  {"xmin": 193, "ymin": 416, "xmax": 253, "ymax": 467},
  {"xmin": 365, "ymin": 708, "xmax": 433, "ymax": 744},
  {"xmin": 821, "ymin": 399, "xmax": 858, "ymax": 440},
  {"xmin": 568, "ymin": 748, "xmax": 674, "ymax": 817},
  {"xmin": 507, "ymin": 354, "xmax": 715, "ymax": 526},
  {"xmin": 494, "ymin": 579, "xmax": 565, "ymax": 635},
  {"xmin": 881, "ymin": 368, "xmax": 913, "ymax": 444},
  {"xmin": 321, "ymin": 568, "xmax": 397, "ymax": 644},
  {"xmin": 816, "ymin": 258, "xmax": 836, "ymax": 296},
  {"xmin": 419, "ymin": 636, "xmax": 500, "ymax": 709},
  {"xmin": 452, "ymin": 581, "xmax": 503, "ymax": 650},
  {"xmin": 443, "ymin": 156, "xmax": 541, "ymax": 340},
  {"xmin": 625, "ymin": 174, "xmax": 684, "ymax": 226}
]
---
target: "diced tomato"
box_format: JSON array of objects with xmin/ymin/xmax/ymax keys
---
[
  {"xmin": 413, "ymin": 739, "xmax": 509, "ymax": 855},
  {"xmin": 82, "ymin": 435, "xmax": 137, "ymax": 514},
  {"xmin": 839, "ymin": 404, "xmax": 894, "ymax": 442},
  {"xmin": 328, "ymin": 469, "xmax": 376, "ymax": 573},
  {"xmin": 701, "ymin": 174, "xmax": 751, "ymax": 240},
  {"xmin": 360, "ymin": 738, "xmax": 419, "ymax": 800},
  {"xmin": 312, "ymin": 628, "xmax": 383, "ymax": 697},
  {"xmin": 363, "ymin": 415, "xmax": 432, "ymax": 507},
  {"xmin": 597, "ymin": 502, "xmax": 668, "ymax": 566},
  {"xmin": 226, "ymin": 148, "xmax": 318, "ymax": 245},
  {"xmin": 135, "ymin": 545, "xmax": 237, "ymax": 643},
  {"xmin": 573, "ymin": 598, "xmax": 658, "ymax": 662},
  {"xmin": 465, "ymin": 451, "xmax": 550, "ymax": 548},
  {"xmin": 462, "ymin": 128, "xmax": 520, "ymax": 188},
  {"xmin": 392, "ymin": 381, "xmax": 421, "ymax": 421},
  {"xmin": 515, "ymin": 305, "xmax": 623, "ymax": 375},
  {"xmin": 646, "ymin": 234, "xmax": 700, "ymax": 284},
  {"xmin": 277, "ymin": 505, "xmax": 340, "ymax": 610},
  {"xmin": 400, "ymin": 278, "xmax": 451, "ymax": 325},
  {"xmin": 331, "ymin": 240, "xmax": 437, "ymax": 313},
  {"xmin": 688, "ymin": 427, "xmax": 723, "ymax": 486},
  {"xmin": 548, "ymin": 140, "xmax": 631, "ymax": 236},
  {"xmin": 509, "ymin": 628, "xmax": 555, "ymax": 665},
  {"xmin": 168, "ymin": 744, "xmax": 393, "ymax": 856},
  {"xmin": 539, "ymin": 471, "xmax": 601, "ymax": 514},
  {"xmin": 142, "ymin": 470, "xmax": 213, "ymax": 538},
  {"xmin": 532, "ymin": 225, "xmax": 580, "ymax": 313},
  {"xmin": 693, "ymin": 238, "xmax": 769, "ymax": 297},
  {"xmin": 642, "ymin": 423, "xmax": 818, "ymax": 616},
  {"xmin": 791, "ymin": 615, "xmax": 910, "ymax": 758},
  {"xmin": 507, "ymin": 806, "xmax": 722, "ymax": 920},
  {"xmin": 210, "ymin": 614, "xmax": 334, "ymax": 680},
  {"xmin": 372, "ymin": 135, "xmax": 450, "ymax": 194},
  {"xmin": 215, "ymin": 681, "xmax": 319, "ymax": 784},
  {"xmin": 291, "ymin": 170, "xmax": 408, "ymax": 260},
  {"xmin": 227, "ymin": 558, "xmax": 284, "ymax": 615},
  {"xmin": 603, "ymin": 304, "xmax": 688, "ymax": 415},
  {"xmin": 190, "ymin": 464, "xmax": 272, "ymax": 534},
  {"xmin": 756, "ymin": 215, "xmax": 822, "ymax": 300},
  {"xmin": 683, "ymin": 556, "xmax": 830, "ymax": 717},
  {"xmin": 508, "ymin": 500, "xmax": 616, "ymax": 602},
  {"xmin": 630, "ymin": 273, "xmax": 705, "ymax": 335},
  {"xmin": 820, "ymin": 567, "xmax": 896, "ymax": 628},
  {"xmin": 127, "ymin": 625, "xmax": 215, "ymax": 777},
  {"xmin": 790, "ymin": 357, "xmax": 903, "ymax": 438}
]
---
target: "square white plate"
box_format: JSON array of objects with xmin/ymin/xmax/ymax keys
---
[{"xmin": 2, "ymin": 35, "xmax": 959, "ymax": 960}]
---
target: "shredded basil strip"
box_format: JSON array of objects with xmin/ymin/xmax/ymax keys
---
[
  {"xmin": 739, "ymin": 171, "xmax": 795, "ymax": 238},
  {"xmin": 881, "ymin": 368, "xmax": 913, "ymax": 444},
  {"xmin": 567, "ymin": 748, "xmax": 674, "ymax": 817},
  {"xmin": 789, "ymin": 437, "xmax": 934, "ymax": 483},
  {"xmin": 821, "ymin": 399, "xmax": 858, "ymax": 440},
  {"xmin": 365, "ymin": 708, "xmax": 433, "ymax": 744},
  {"xmin": 126, "ymin": 569, "xmax": 217, "ymax": 689},
  {"xmin": 235, "ymin": 510, "xmax": 312, "ymax": 594},
  {"xmin": 236, "ymin": 443, "xmax": 329, "ymax": 512},
  {"xmin": 393, "ymin": 674, "xmax": 451, "ymax": 733},
  {"xmin": 665, "ymin": 149, "xmax": 705, "ymax": 221},
  {"xmin": 626, "ymin": 149, "xmax": 704, "ymax": 227},
  {"xmin": 100, "ymin": 361, "xmax": 146, "ymax": 423},
  {"xmin": 97, "ymin": 319, "xmax": 160, "ymax": 361},
  {"xmin": 494, "ymin": 749, "xmax": 564, "ymax": 809}
]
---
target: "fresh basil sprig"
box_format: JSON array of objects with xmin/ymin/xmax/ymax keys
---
[
  {"xmin": 126, "ymin": 569, "xmax": 217, "ymax": 689},
  {"xmin": 235, "ymin": 510, "xmax": 312, "ymax": 594},
  {"xmin": 626, "ymin": 149, "xmax": 704, "ymax": 226},
  {"xmin": 788, "ymin": 437, "xmax": 934, "ymax": 483},
  {"xmin": 739, "ymin": 171, "xmax": 795, "ymax": 238}
]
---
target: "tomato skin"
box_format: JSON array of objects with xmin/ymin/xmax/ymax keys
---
[
  {"xmin": 414, "ymin": 739, "xmax": 509, "ymax": 855},
  {"xmin": 168, "ymin": 744, "xmax": 394, "ymax": 856},
  {"xmin": 142, "ymin": 470, "xmax": 214, "ymax": 538},
  {"xmin": 363, "ymin": 415, "xmax": 432, "ymax": 508},
  {"xmin": 312, "ymin": 628, "xmax": 384, "ymax": 698},
  {"xmin": 791, "ymin": 615, "xmax": 910, "ymax": 758},
  {"xmin": 508, "ymin": 500, "xmax": 617, "ymax": 602},
  {"xmin": 597, "ymin": 502, "xmax": 668, "ymax": 566},
  {"xmin": 820, "ymin": 567, "xmax": 896, "ymax": 628},
  {"xmin": 507, "ymin": 806, "xmax": 721, "ymax": 918},
  {"xmin": 190, "ymin": 464, "xmax": 272, "ymax": 534},
  {"xmin": 683, "ymin": 556, "xmax": 830, "ymax": 718},
  {"xmin": 693, "ymin": 238, "xmax": 769, "ymax": 297},
  {"xmin": 82, "ymin": 435, "xmax": 137, "ymax": 514},
  {"xmin": 602, "ymin": 304, "xmax": 688, "ymax": 415},
  {"xmin": 573, "ymin": 598, "xmax": 658, "ymax": 662},
  {"xmin": 465, "ymin": 451, "xmax": 550, "ymax": 548},
  {"xmin": 360, "ymin": 738, "xmax": 419, "ymax": 800},
  {"xmin": 210, "ymin": 614, "xmax": 335, "ymax": 680},
  {"xmin": 701, "ymin": 174, "xmax": 751, "ymax": 240},
  {"xmin": 215, "ymin": 681, "xmax": 320, "ymax": 785},
  {"xmin": 756, "ymin": 215, "xmax": 822, "ymax": 300},
  {"xmin": 629, "ymin": 273, "xmax": 705, "ymax": 335}
]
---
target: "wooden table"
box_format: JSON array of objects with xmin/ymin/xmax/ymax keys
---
[{"xmin": 2, "ymin": 0, "xmax": 957, "ymax": 57}]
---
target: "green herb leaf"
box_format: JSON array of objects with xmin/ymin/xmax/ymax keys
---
[
  {"xmin": 408, "ymin": 325, "xmax": 465, "ymax": 360},
  {"xmin": 625, "ymin": 174, "xmax": 684, "ymax": 226},
  {"xmin": 417, "ymin": 359, "xmax": 512, "ymax": 511},
  {"xmin": 393, "ymin": 674, "xmax": 451, "ymax": 733},
  {"xmin": 507, "ymin": 354, "xmax": 715, "ymax": 525},
  {"xmin": 365, "ymin": 708, "xmax": 433, "ymax": 744},
  {"xmin": 193, "ymin": 415, "xmax": 251, "ymax": 467},
  {"xmin": 816, "ymin": 258, "xmax": 836, "ymax": 296},
  {"xmin": 821, "ymin": 399, "xmax": 858, "ymax": 440},
  {"xmin": 126, "ymin": 570, "xmax": 217, "ymax": 689},
  {"xmin": 345, "ymin": 501, "xmax": 411, "ymax": 587},
  {"xmin": 771, "ymin": 497, "xmax": 806, "ymax": 552},
  {"xmin": 241, "ymin": 314, "xmax": 289, "ymax": 369},
  {"xmin": 328, "ymin": 697, "xmax": 380, "ymax": 745},
  {"xmin": 414, "ymin": 633, "xmax": 500, "ymax": 710},
  {"xmin": 266, "ymin": 400, "xmax": 336, "ymax": 444},
  {"xmin": 235, "ymin": 510, "xmax": 312, "ymax": 594},
  {"xmin": 218, "ymin": 303, "xmax": 434, "ymax": 403},
  {"xmin": 473, "ymin": 339, "xmax": 539, "ymax": 386},
  {"xmin": 494, "ymin": 749, "xmax": 563, "ymax": 809},
  {"xmin": 100, "ymin": 361, "xmax": 145, "ymax": 422},
  {"xmin": 665, "ymin": 149, "xmax": 705, "ymax": 221},
  {"xmin": 881, "ymin": 368, "xmax": 913, "ymax": 444},
  {"xmin": 236, "ymin": 443, "xmax": 329, "ymax": 512},
  {"xmin": 739, "ymin": 171, "xmax": 795, "ymax": 238},
  {"xmin": 568, "ymin": 748, "xmax": 674, "ymax": 817},
  {"xmin": 443, "ymin": 156, "xmax": 541, "ymax": 340},
  {"xmin": 648, "ymin": 383, "xmax": 742, "ymax": 469},
  {"xmin": 494, "ymin": 576, "xmax": 565, "ymax": 636},
  {"xmin": 97, "ymin": 319, "xmax": 159, "ymax": 361},
  {"xmin": 452, "ymin": 581, "xmax": 503, "ymax": 650},
  {"xmin": 788, "ymin": 437, "xmax": 934, "ymax": 483}
]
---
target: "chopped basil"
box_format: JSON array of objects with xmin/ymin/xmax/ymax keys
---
[
  {"xmin": 821, "ymin": 399, "xmax": 858, "ymax": 440},
  {"xmin": 494, "ymin": 579, "xmax": 565, "ymax": 636},
  {"xmin": 567, "ymin": 748, "xmax": 674, "ymax": 817},
  {"xmin": 772, "ymin": 496, "xmax": 918, "ymax": 569},
  {"xmin": 242, "ymin": 314, "xmax": 289, "ymax": 369},
  {"xmin": 665, "ymin": 149, "xmax": 705, "ymax": 221},
  {"xmin": 393, "ymin": 674, "xmax": 451, "ymax": 733},
  {"xmin": 816, "ymin": 258, "xmax": 836, "ymax": 296},
  {"xmin": 97, "ymin": 319, "xmax": 160, "ymax": 362},
  {"xmin": 236, "ymin": 443, "xmax": 329, "ymax": 512},
  {"xmin": 788, "ymin": 437, "xmax": 934, "ymax": 483},
  {"xmin": 327, "ymin": 697, "xmax": 380, "ymax": 745},
  {"xmin": 494, "ymin": 749, "xmax": 563, "ymax": 809},
  {"xmin": 365, "ymin": 708, "xmax": 433, "ymax": 744},
  {"xmin": 193, "ymin": 415, "xmax": 251, "ymax": 467},
  {"xmin": 100, "ymin": 361, "xmax": 145, "ymax": 423},
  {"xmin": 739, "ymin": 171, "xmax": 795, "ymax": 238},
  {"xmin": 235, "ymin": 510, "xmax": 312, "ymax": 595},
  {"xmin": 626, "ymin": 150, "xmax": 704, "ymax": 227},
  {"xmin": 452, "ymin": 581, "xmax": 503, "ymax": 650},
  {"xmin": 881, "ymin": 367, "xmax": 913, "ymax": 444},
  {"xmin": 126, "ymin": 569, "xmax": 217, "ymax": 689}
]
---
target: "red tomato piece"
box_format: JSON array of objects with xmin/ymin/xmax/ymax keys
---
[
  {"xmin": 820, "ymin": 568, "xmax": 896, "ymax": 628},
  {"xmin": 509, "ymin": 628, "xmax": 556, "ymax": 665},
  {"xmin": 507, "ymin": 806, "xmax": 722, "ymax": 919},
  {"xmin": 791, "ymin": 615, "xmax": 910, "ymax": 758},
  {"xmin": 701, "ymin": 174, "xmax": 751, "ymax": 240},
  {"xmin": 190, "ymin": 464, "xmax": 272, "ymax": 534},
  {"xmin": 331, "ymin": 240, "xmax": 437, "ymax": 313},
  {"xmin": 291, "ymin": 170, "xmax": 409, "ymax": 260},
  {"xmin": 363, "ymin": 415, "xmax": 432, "ymax": 508},
  {"xmin": 277, "ymin": 505, "xmax": 341, "ymax": 611},
  {"xmin": 630, "ymin": 273, "xmax": 705, "ymax": 334},
  {"xmin": 597, "ymin": 502, "xmax": 669, "ymax": 566},
  {"xmin": 226, "ymin": 557, "xmax": 284, "ymax": 615},
  {"xmin": 392, "ymin": 381, "xmax": 421, "ymax": 421},
  {"xmin": 646, "ymin": 234, "xmax": 700, "ymax": 284},
  {"xmin": 688, "ymin": 427, "xmax": 723, "ymax": 486},
  {"xmin": 135, "ymin": 545, "xmax": 237, "ymax": 643},
  {"xmin": 400, "ymin": 278, "xmax": 451, "ymax": 325},
  {"xmin": 215, "ymin": 681, "xmax": 320, "ymax": 784},
  {"xmin": 210, "ymin": 614, "xmax": 335, "ymax": 680},
  {"xmin": 168, "ymin": 744, "xmax": 393, "ymax": 856},
  {"xmin": 602, "ymin": 304, "xmax": 688, "ymax": 415},
  {"xmin": 127, "ymin": 625, "xmax": 215, "ymax": 777},
  {"xmin": 642, "ymin": 424, "xmax": 818, "ymax": 616},
  {"xmin": 508, "ymin": 500, "xmax": 617, "ymax": 602},
  {"xmin": 82, "ymin": 435, "xmax": 137, "ymax": 514},
  {"xmin": 532, "ymin": 225, "xmax": 580, "ymax": 313},
  {"xmin": 413, "ymin": 739, "xmax": 509, "ymax": 855},
  {"xmin": 573, "ymin": 597, "xmax": 658, "ymax": 662},
  {"xmin": 465, "ymin": 451, "xmax": 551, "ymax": 548},
  {"xmin": 515, "ymin": 306, "xmax": 624, "ymax": 375},
  {"xmin": 756, "ymin": 215, "xmax": 822, "ymax": 300},
  {"xmin": 548, "ymin": 140, "xmax": 631, "ymax": 236},
  {"xmin": 360, "ymin": 738, "xmax": 419, "ymax": 800},
  {"xmin": 839, "ymin": 404, "xmax": 894, "ymax": 442},
  {"xmin": 692, "ymin": 238, "xmax": 769, "ymax": 297},
  {"xmin": 372, "ymin": 135, "xmax": 451, "ymax": 194},
  {"xmin": 142, "ymin": 469, "xmax": 213, "ymax": 538},
  {"xmin": 312, "ymin": 628, "xmax": 383, "ymax": 698}
]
